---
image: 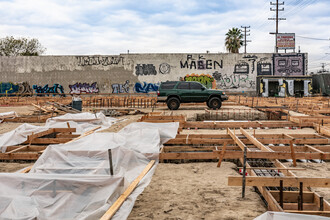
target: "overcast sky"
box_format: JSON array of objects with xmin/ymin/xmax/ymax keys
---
[{"xmin": 0, "ymin": 0, "xmax": 329, "ymax": 72}]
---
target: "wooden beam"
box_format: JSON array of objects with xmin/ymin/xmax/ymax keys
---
[
  {"xmin": 160, "ymin": 151, "xmax": 330, "ymax": 160},
  {"xmin": 20, "ymin": 165, "xmax": 33, "ymax": 173},
  {"xmin": 237, "ymin": 167, "xmax": 305, "ymax": 171},
  {"xmin": 228, "ymin": 176, "xmax": 330, "ymax": 188},
  {"xmin": 270, "ymin": 191, "xmax": 314, "ymax": 203},
  {"xmin": 100, "ymin": 160, "xmax": 155, "ymax": 220},
  {"xmin": 240, "ymin": 128, "xmax": 274, "ymax": 152},
  {"xmin": 285, "ymin": 210, "xmax": 330, "ymax": 217},
  {"xmin": 227, "ymin": 128, "xmax": 249, "ymax": 152},
  {"xmin": 5, "ymin": 145, "xmax": 28, "ymax": 154}
]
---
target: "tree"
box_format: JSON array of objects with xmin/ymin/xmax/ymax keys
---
[
  {"xmin": 225, "ymin": 28, "xmax": 243, "ymax": 53},
  {"xmin": 0, "ymin": 36, "xmax": 46, "ymax": 56}
]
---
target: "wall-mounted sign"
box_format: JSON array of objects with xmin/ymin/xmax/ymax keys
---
[{"xmin": 277, "ymin": 33, "xmax": 295, "ymax": 50}]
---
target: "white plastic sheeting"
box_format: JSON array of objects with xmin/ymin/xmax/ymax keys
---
[
  {"xmin": 0, "ymin": 122, "xmax": 179, "ymax": 219},
  {"xmin": 0, "ymin": 112, "xmax": 117, "ymax": 153},
  {"xmin": 254, "ymin": 211, "xmax": 330, "ymax": 220}
]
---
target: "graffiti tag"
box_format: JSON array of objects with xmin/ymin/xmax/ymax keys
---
[
  {"xmin": 135, "ymin": 64, "xmax": 157, "ymax": 76},
  {"xmin": 69, "ymin": 82, "xmax": 99, "ymax": 94},
  {"xmin": 134, "ymin": 82, "xmax": 159, "ymax": 93},
  {"xmin": 112, "ymin": 80, "xmax": 130, "ymax": 93},
  {"xmin": 212, "ymin": 72, "xmax": 255, "ymax": 89},
  {"xmin": 76, "ymin": 56, "xmax": 124, "ymax": 66},
  {"xmin": 33, "ymin": 84, "xmax": 65, "ymax": 96},
  {"xmin": 180, "ymin": 54, "xmax": 223, "ymax": 70},
  {"xmin": 184, "ymin": 74, "xmax": 216, "ymax": 89}
]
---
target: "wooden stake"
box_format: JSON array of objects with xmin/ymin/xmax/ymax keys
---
[
  {"xmin": 300, "ymin": 182, "xmax": 304, "ymax": 211},
  {"xmin": 242, "ymin": 146, "xmax": 247, "ymax": 198},
  {"xmin": 320, "ymin": 197, "xmax": 324, "ymax": 211},
  {"xmin": 217, "ymin": 142, "xmax": 227, "ymax": 167},
  {"xmin": 108, "ymin": 149, "xmax": 114, "ymax": 176},
  {"xmin": 289, "ymin": 140, "xmax": 297, "ymax": 167},
  {"xmin": 100, "ymin": 160, "xmax": 155, "ymax": 220},
  {"xmin": 279, "ymin": 180, "xmax": 283, "ymax": 208}
]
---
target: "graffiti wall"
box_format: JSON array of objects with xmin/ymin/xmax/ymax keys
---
[
  {"xmin": 0, "ymin": 53, "xmax": 308, "ymax": 95},
  {"xmin": 0, "ymin": 82, "xmax": 32, "ymax": 96}
]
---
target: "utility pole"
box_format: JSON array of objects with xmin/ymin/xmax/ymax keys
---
[
  {"xmin": 268, "ymin": 0, "xmax": 286, "ymax": 53},
  {"xmin": 321, "ymin": 63, "xmax": 326, "ymax": 73},
  {"xmin": 241, "ymin": 26, "xmax": 251, "ymax": 54}
]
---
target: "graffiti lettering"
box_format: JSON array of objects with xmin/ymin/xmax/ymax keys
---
[
  {"xmin": 257, "ymin": 62, "xmax": 272, "ymax": 75},
  {"xmin": 180, "ymin": 54, "xmax": 223, "ymax": 70},
  {"xmin": 69, "ymin": 82, "xmax": 99, "ymax": 94},
  {"xmin": 213, "ymin": 72, "xmax": 255, "ymax": 89},
  {"xmin": 184, "ymin": 74, "xmax": 216, "ymax": 89},
  {"xmin": 159, "ymin": 63, "xmax": 171, "ymax": 74},
  {"xmin": 33, "ymin": 84, "xmax": 65, "ymax": 96},
  {"xmin": 135, "ymin": 64, "xmax": 157, "ymax": 76},
  {"xmin": 134, "ymin": 82, "xmax": 159, "ymax": 93},
  {"xmin": 112, "ymin": 80, "xmax": 130, "ymax": 93},
  {"xmin": 76, "ymin": 56, "xmax": 124, "ymax": 66},
  {"xmin": 273, "ymin": 53, "xmax": 305, "ymax": 76},
  {"xmin": 0, "ymin": 82, "xmax": 32, "ymax": 96},
  {"xmin": 233, "ymin": 61, "xmax": 249, "ymax": 74}
]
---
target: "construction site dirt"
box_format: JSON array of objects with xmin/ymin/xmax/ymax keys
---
[{"xmin": 1, "ymin": 96, "xmax": 330, "ymax": 219}]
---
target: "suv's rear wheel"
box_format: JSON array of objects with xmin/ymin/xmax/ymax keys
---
[
  {"xmin": 208, "ymin": 97, "xmax": 222, "ymax": 110},
  {"xmin": 167, "ymin": 97, "xmax": 180, "ymax": 110}
]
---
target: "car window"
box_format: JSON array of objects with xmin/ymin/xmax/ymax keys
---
[
  {"xmin": 177, "ymin": 82, "xmax": 189, "ymax": 89},
  {"xmin": 190, "ymin": 82, "xmax": 203, "ymax": 90},
  {"xmin": 160, "ymin": 82, "xmax": 177, "ymax": 90}
]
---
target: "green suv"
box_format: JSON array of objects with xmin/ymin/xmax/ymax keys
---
[{"xmin": 157, "ymin": 81, "xmax": 228, "ymax": 110}]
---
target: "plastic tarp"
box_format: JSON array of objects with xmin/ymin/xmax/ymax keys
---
[
  {"xmin": 0, "ymin": 122, "xmax": 179, "ymax": 219},
  {"xmin": 254, "ymin": 211, "xmax": 330, "ymax": 220},
  {"xmin": 0, "ymin": 112, "xmax": 117, "ymax": 153}
]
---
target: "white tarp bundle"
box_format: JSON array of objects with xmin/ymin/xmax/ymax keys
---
[
  {"xmin": 0, "ymin": 112, "xmax": 117, "ymax": 153},
  {"xmin": 0, "ymin": 122, "xmax": 179, "ymax": 219},
  {"xmin": 254, "ymin": 211, "xmax": 330, "ymax": 220}
]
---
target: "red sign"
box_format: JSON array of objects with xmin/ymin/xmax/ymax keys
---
[{"xmin": 277, "ymin": 33, "xmax": 295, "ymax": 49}]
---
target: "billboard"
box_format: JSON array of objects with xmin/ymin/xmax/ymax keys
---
[{"xmin": 277, "ymin": 33, "xmax": 295, "ymax": 50}]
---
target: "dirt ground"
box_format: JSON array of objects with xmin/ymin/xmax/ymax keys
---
[
  {"xmin": 0, "ymin": 104, "xmax": 330, "ymax": 219},
  {"xmin": 128, "ymin": 162, "xmax": 266, "ymax": 220}
]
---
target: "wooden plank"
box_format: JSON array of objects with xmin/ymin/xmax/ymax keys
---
[
  {"xmin": 160, "ymin": 151, "xmax": 330, "ymax": 160},
  {"xmin": 0, "ymin": 153, "xmax": 40, "ymax": 160},
  {"xmin": 237, "ymin": 167, "xmax": 305, "ymax": 171},
  {"xmin": 20, "ymin": 165, "xmax": 33, "ymax": 173},
  {"xmin": 165, "ymin": 137, "xmax": 329, "ymax": 145},
  {"xmin": 227, "ymin": 128, "xmax": 249, "ymax": 151},
  {"xmin": 240, "ymin": 128, "xmax": 274, "ymax": 152},
  {"xmin": 270, "ymin": 191, "xmax": 314, "ymax": 203},
  {"xmin": 27, "ymin": 128, "xmax": 54, "ymax": 141},
  {"xmin": 100, "ymin": 160, "xmax": 155, "ymax": 220},
  {"xmin": 5, "ymin": 145, "xmax": 28, "ymax": 154},
  {"xmin": 53, "ymin": 128, "xmax": 76, "ymax": 133},
  {"xmin": 28, "ymin": 138, "xmax": 73, "ymax": 144},
  {"xmin": 285, "ymin": 210, "xmax": 330, "ymax": 217},
  {"xmin": 283, "ymin": 203, "xmax": 318, "ymax": 211},
  {"xmin": 228, "ymin": 176, "xmax": 330, "ymax": 188}
]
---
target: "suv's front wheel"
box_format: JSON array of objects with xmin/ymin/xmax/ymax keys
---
[
  {"xmin": 207, "ymin": 97, "xmax": 222, "ymax": 110},
  {"xmin": 167, "ymin": 97, "xmax": 180, "ymax": 110}
]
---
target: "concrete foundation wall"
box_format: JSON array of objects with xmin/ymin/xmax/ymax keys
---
[{"xmin": 0, "ymin": 53, "xmax": 307, "ymax": 95}]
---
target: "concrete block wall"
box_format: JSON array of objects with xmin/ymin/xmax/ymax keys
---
[{"xmin": 0, "ymin": 53, "xmax": 307, "ymax": 95}]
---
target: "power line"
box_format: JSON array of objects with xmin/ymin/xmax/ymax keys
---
[
  {"xmin": 268, "ymin": 0, "xmax": 286, "ymax": 53},
  {"xmin": 296, "ymin": 35, "xmax": 330, "ymax": 41},
  {"xmin": 241, "ymin": 26, "xmax": 251, "ymax": 53}
]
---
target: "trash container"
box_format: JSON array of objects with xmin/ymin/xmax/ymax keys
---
[
  {"xmin": 72, "ymin": 100, "xmax": 82, "ymax": 111},
  {"xmin": 72, "ymin": 95, "xmax": 82, "ymax": 111}
]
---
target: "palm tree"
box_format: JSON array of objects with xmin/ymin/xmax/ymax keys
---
[{"xmin": 225, "ymin": 28, "xmax": 243, "ymax": 53}]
